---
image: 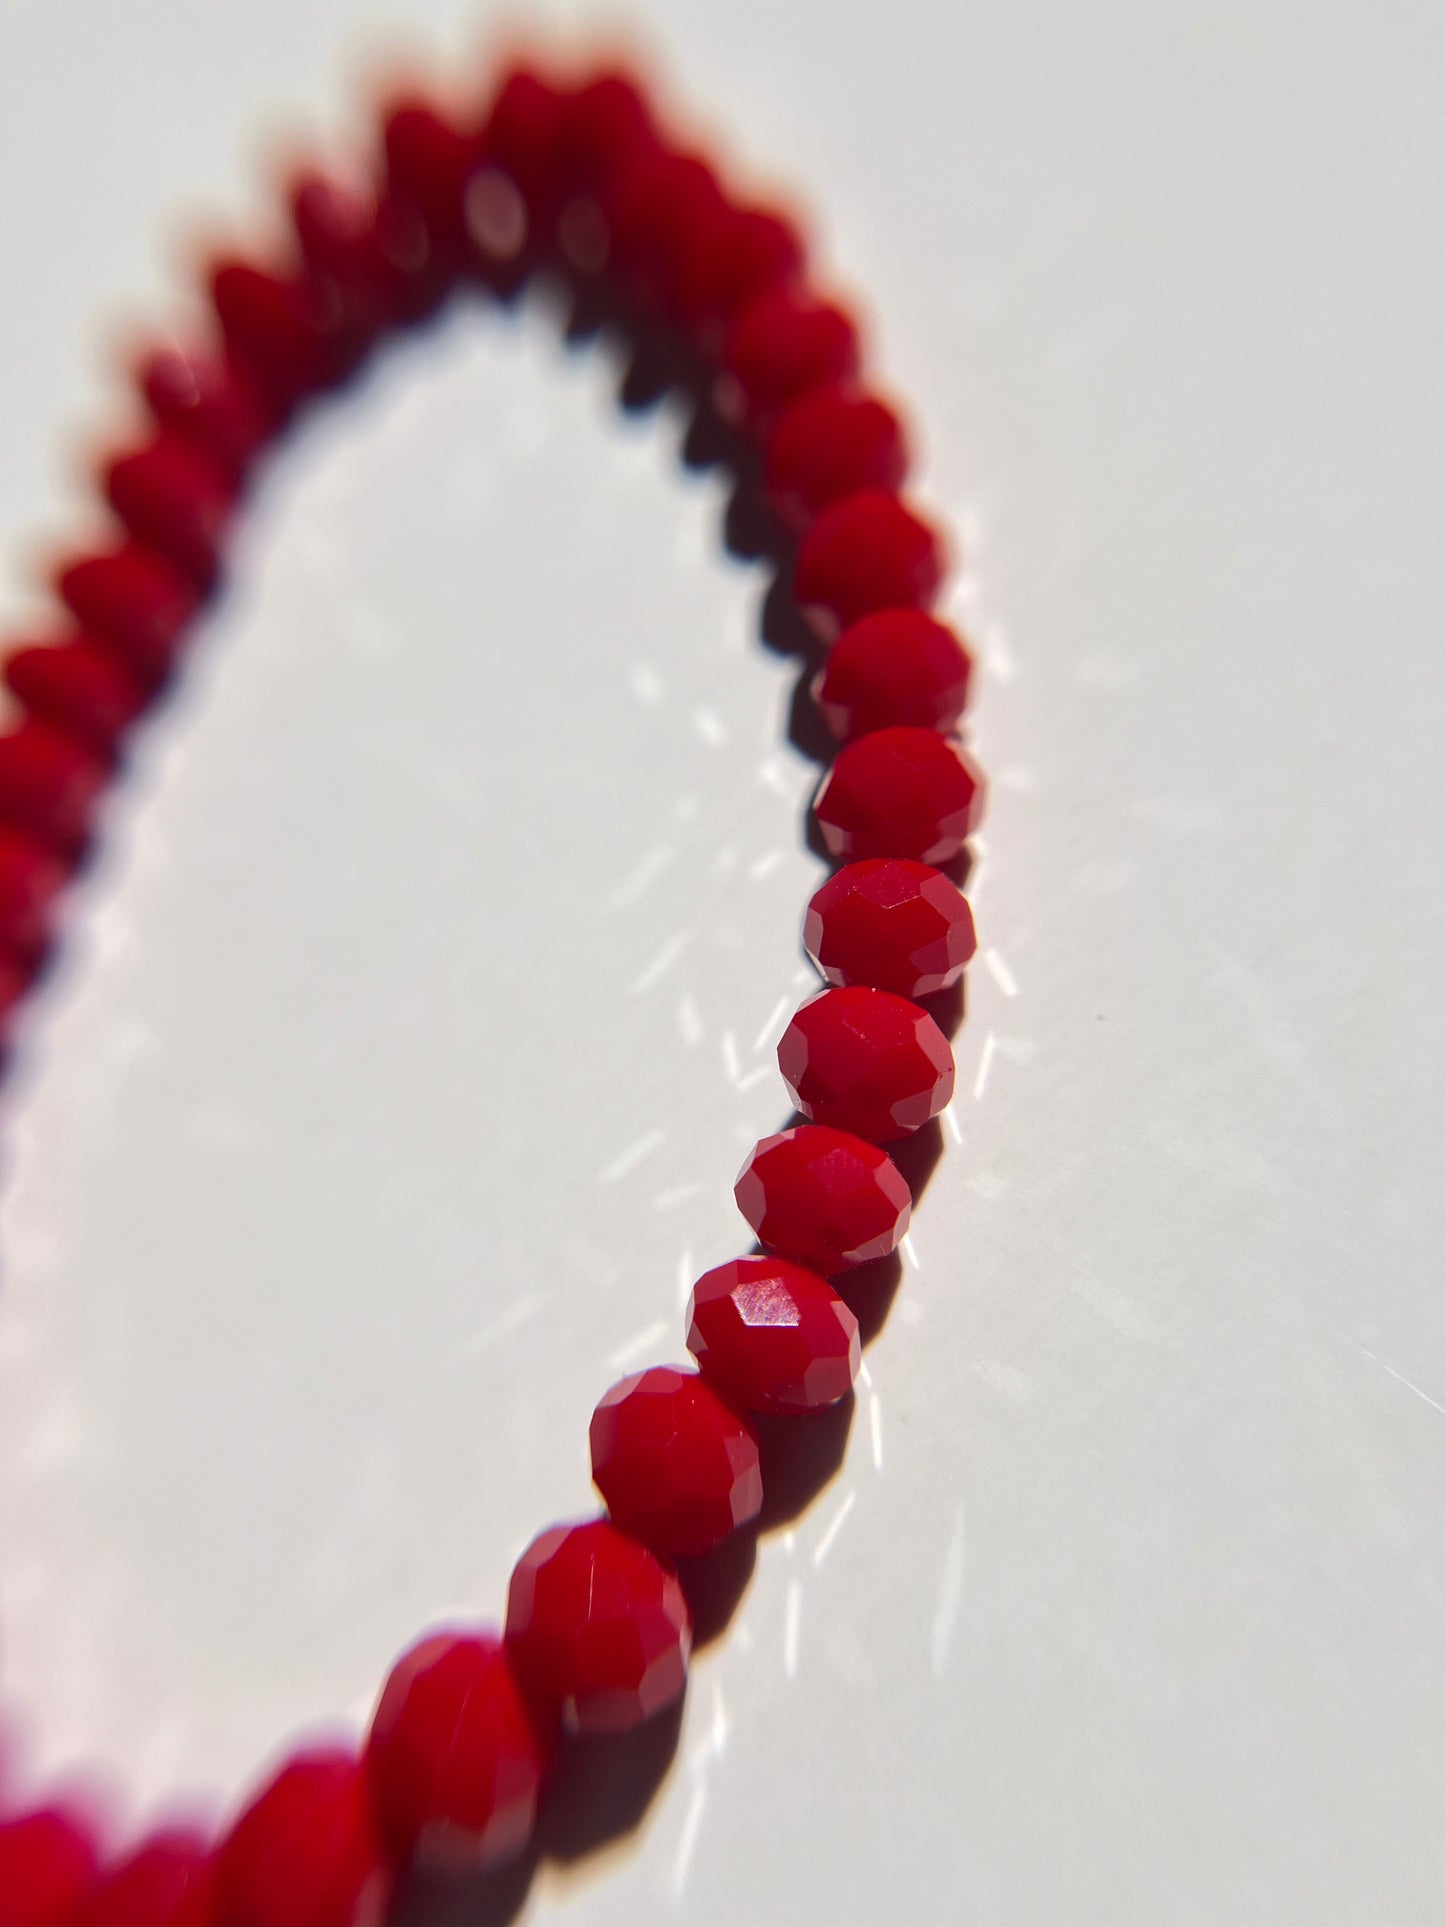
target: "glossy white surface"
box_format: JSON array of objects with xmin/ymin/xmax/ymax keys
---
[{"xmin": 0, "ymin": 2, "xmax": 1441, "ymax": 1922}]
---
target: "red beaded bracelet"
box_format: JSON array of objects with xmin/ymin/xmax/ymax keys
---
[{"xmin": 0, "ymin": 43, "xmax": 983, "ymax": 1927}]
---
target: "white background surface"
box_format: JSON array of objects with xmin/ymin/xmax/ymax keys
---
[{"xmin": 0, "ymin": 2, "xmax": 1442, "ymax": 1922}]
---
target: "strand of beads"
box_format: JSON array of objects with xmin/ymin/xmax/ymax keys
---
[{"xmin": 0, "ymin": 48, "xmax": 981, "ymax": 1927}]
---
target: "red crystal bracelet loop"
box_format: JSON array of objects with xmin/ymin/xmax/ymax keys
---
[{"xmin": 0, "ymin": 42, "xmax": 983, "ymax": 1927}]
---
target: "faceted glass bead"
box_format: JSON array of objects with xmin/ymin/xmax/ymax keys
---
[
  {"xmin": 102, "ymin": 432, "xmax": 235, "ymax": 590},
  {"xmin": 795, "ymin": 489, "xmax": 944, "ymax": 632},
  {"xmin": 505, "ymin": 1520, "xmax": 691, "ymax": 1735},
  {"xmin": 686, "ymin": 1255, "xmax": 860, "ymax": 1415},
  {"xmin": 0, "ymin": 721, "xmax": 108, "ymax": 855},
  {"xmin": 804, "ymin": 858, "xmax": 977, "ymax": 997},
  {"xmin": 602, "ymin": 148, "xmax": 726, "ymax": 308},
  {"xmin": 590, "ymin": 1366, "xmax": 763, "ymax": 1557},
  {"xmin": 0, "ymin": 1809, "xmax": 99, "ymax": 1927},
  {"xmin": 366, "ymin": 1630, "xmax": 553, "ymax": 1873},
  {"xmin": 290, "ymin": 169, "xmax": 424, "ymax": 345},
  {"xmin": 766, "ymin": 387, "xmax": 908, "ymax": 524},
  {"xmin": 4, "ymin": 633, "xmax": 151, "ymax": 757},
  {"xmin": 137, "ymin": 342, "xmax": 276, "ymax": 485},
  {"xmin": 735, "ymin": 1125, "xmax": 911, "ymax": 1274},
  {"xmin": 214, "ymin": 1750, "xmax": 386, "ymax": 1927},
  {"xmin": 208, "ymin": 257, "xmax": 346, "ymax": 412},
  {"xmin": 478, "ymin": 69, "xmax": 567, "ymax": 208},
  {"xmin": 778, "ymin": 985, "xmax": 954, "ymax": 1142},
  {"xmin": 720, "ymin": 287, "xmax": 860, "ymax": 424},
  {"xmin": 57, "ymin": 543, "xmax": 199, "ymax": 679},
  {"xmin": 381, "ymin": 96, "xmax": 476, "ymax": 268},
  {"xmin": 813, "ymin": 725, "xmax": 984, "ymax": 865},
  {"xmin": 814, "ymin": 608, "xmax": 974, "ymax": 740},
  {"xmin": 675, "ymin": 202, "xmax": 805, "ymax": 334},
  {"xmin": 0, "ymin": 824, "xmax": 69, "ymax": 958},
  {"xmin": 70, "ymin": 1832, "xmax": 214, "ymax": 1927},
  {"xmin": 553, "ymin": 70, "xmax": 655, "ymax": 194}
]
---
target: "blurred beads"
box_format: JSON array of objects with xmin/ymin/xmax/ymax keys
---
[
  {"xmin": 814, "ymin": 608, "xmax": 973, "ymax": 740},
  {"xmin": 796, "ymin": 490, "xmax": 944, "ymax": 632},
  {"xmin": 101, "ymin": 432, "xmax": 235, "ymax": 589},
  {"xmin": 213, "ymin": 1750, "xmax": 385, "ymax": 1927},
  {"xmin": 56, "ymin": 543, "xmax": 198, "ymax": 679},
  {"xmin": 136, "ymin": 342, "xmax": 275, "ymax": 484},
  {"xmin": 720, "ymin": 287, "xmax": 861, "ymax": 424},
  {"xmin": 366, "ymin": 1631, "xmax": 552, "ymax": 1873},
  {"xmin": 0, "ymin": 720, "xmax": 108, "ymax": 855},
  {"xmin": 4, "ymin": 634, "xmax": 150, "ymax": 758},
  {"xmin": 767, "ymin": 386, "xmax": 908, "ymax": 524},
  {"xmin": 0, "ymin": 1808, "xmax": 100, "ymax": 1927},
  {"xmin": 70, "ymin": 1831, "xmax": 214, "ymax": 1927}
]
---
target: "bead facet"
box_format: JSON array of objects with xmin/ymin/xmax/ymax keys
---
[
  {"xmin": 686, "ymin": 1256, "xmax": 860, "ymax": 1414},
  {"xmin": 804, "ymin": 858, "xmax": 977, "ymax": 997},
  {"xmin": 590, "ymin": 1366, "xmax": 762, "ymax": 1556},
  {"xmin": 814, "ymin": 608, "xmax": 973, "ymax": 740},
  {"xmin": 777, "ymin": 985, "xmax": 954, "ymax": 1142},
  {"xmin": 796, "ymin": 490, "xmax": 944, "ymax": 632},
  {"xmin": 813, "ymin": 726, "xmax": 984, "ymax": 865},
  {"xmin": 505, "ymin": 1520, "xmax": 691, "ymax": 1735},
  {"xmin": 213, "ymin": 1750, "xmax": 386, "ymax": 1927},
  {"xmin": 366, "ymin": 1631, "xmax": 552, "ymax": 1873},
  {"xmin": 735, "ymin": 1125, "xmax": 911, "ymax": 1273}
]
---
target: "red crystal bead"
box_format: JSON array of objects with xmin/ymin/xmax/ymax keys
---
[
  {"xmin": 814, "ymin": 608, "xmax": 973, "ymax": 740},
  {"xmin": 4, "ymin": 634, "xmax": 151, "ymax": 759},
  {"xmin": 214, "ymin": 1749, "xmax": 385, "ymax": 1927},
  {"xmin": 505, "ymin": 1520, "xmax": 691, "ymax": 1735},
  {"xmin": 813, "ymin": 726, "xmax": 984, "ymax": 866},
  {"xmin": 366, "ymin": 1630, "xmax": 553, "ymax": 1873},
  {"xmin": 590, "ymin": 1366, "xmax": 762, "ymax": 1557},
  {"xmin": 70, "ymin": 1831, "xmax": 214, "ymax": 1927},
  {"xmin": 0, "ymin": 1808, "xmax": 99, "ymax": 1927},
  {"xmin": 290, "ymin": 169, "xmax": 427, "ymax": 342},
  {"xmin": 602, "ymin": 148, "xmax": 727, "ymax": 309},
  {"xmin": 208, "ymin": 256, "xmax": 345, "ymax": 412},
  {"xmin": 778, "ymin": 985, "xmax": 954, "ymax": 1142},
  {"xmin": 674, "ymin": 201, "xmax": 804, "ymax": 335},
  {"xmin": 0, "ymin": 824, "xmax": 70, "ymax": 957},
  {"xmin": 686, "ymin": 1256, "xmax": 860, "ymax": 1415},
  {"xmin": 735, "ymin": 1125, "xmax": 911, "ymax": 1273},
  {"xmin": 804, "ymin": 858, "xmax": 977, "ymax": 998},
  {"xmin": 479, "ymin": 68, "xmax": 568, "ymax": 209},
  {"xmin": 766, "ymin": 386, "xmax": 908, "ymax": 525},
  {"xmin": 381, "ymin": 95, "xmax": 476, "ymax": 269},
  {"xmin": 56, "ymin": 543, "xmax": 199, "ymax": 679},
  {"xmin": 554, "ymin": 70, "xmax": 655, "ymax": 193},
  {"xmin": 795, "ymin": 489, "xmax": 944, "ymax": 633},
  {"xmin": 101, "ymin": 432, "xmax": 235, "ymax": 589},
  {"xmin": 0, "ymin": 720, "xmax": 108, "ymax": 855},
  {"xmin": 719, "ymin": 288, "xmax": 861, "ymax": 425},
  {"xmin": 137, "ymin": 342, "xmax": 276, "ymax": 485}
]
